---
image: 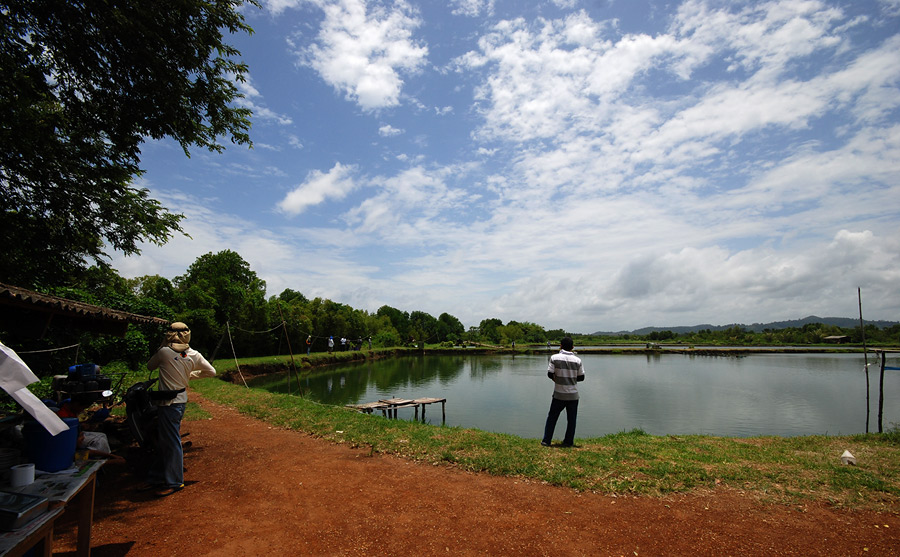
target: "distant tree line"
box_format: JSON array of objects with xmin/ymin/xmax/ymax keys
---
[
  {"xmin": 572, "ymin": 322, "xmax": 899, "ymax": 346},
  {"xmin": 4, "ymin": 249, "xmax": 897, "ymax": 377},
  {"xmin": 3, "ymin": 250, "xmax": 574, "ymax": 376}
]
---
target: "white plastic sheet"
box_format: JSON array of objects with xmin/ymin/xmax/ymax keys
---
[{"xmin": 0, "ymin": 341, "xmax": 68, "ymax": 436}]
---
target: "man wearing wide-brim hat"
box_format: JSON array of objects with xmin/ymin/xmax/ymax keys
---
[{"xmin": 146, "ymin": 322, "xmax": 216, "ymax": 497}]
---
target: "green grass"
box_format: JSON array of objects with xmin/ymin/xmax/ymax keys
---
[
  {"xmin": 210, "ymin": 347, "xmax": 418, "ymax": 375},
  {"xmin": 190, "ymin": 377, "xmax": 900, "ymax": 511}
]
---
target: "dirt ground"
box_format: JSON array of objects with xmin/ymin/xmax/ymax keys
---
[{"xmin": 52, "ymin": 393, "xmax": 900, "ymax": 556}]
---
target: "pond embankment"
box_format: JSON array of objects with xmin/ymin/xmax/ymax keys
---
[{"xmin": 218, "ymin": 344, "xmax": 870, "ymax": 384}]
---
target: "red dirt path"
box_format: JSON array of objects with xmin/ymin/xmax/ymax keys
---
[{"xmin": 54, "ymin": 393, "xmax": 899, "ymax": 556}]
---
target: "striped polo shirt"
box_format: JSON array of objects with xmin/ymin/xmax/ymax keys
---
[{"xmin": 548, "ymin": 350, "xmax": 584, "ymax": 400}]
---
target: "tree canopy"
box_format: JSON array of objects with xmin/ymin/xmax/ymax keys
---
[
  {"xmin": 5, "ymin": 247, "xmax": 898, "ymax": 376},
  {"xmin": 0, "ymin": 0, "xmax": 257, "ymax": 288}
]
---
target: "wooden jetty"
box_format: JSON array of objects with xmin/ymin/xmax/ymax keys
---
[{"xmin": 347, "ymin": 397, "xmax": 446, "ymax": 424}]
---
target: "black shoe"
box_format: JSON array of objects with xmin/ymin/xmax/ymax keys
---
[
  {"xmin": 540, "ymin": 441, "xmax": 551, "ymax": 447},
  {"xmin": 560, "ymin": 442, "xmax": 576, "ymax": 448}
]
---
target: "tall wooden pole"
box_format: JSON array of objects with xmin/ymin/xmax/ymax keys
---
[
  {"xmin": 278, "ymin": 303, "xmax": 303, "ymax": 394},
  {"xmin": 878, "ymin": 351, "xmax": 886, "ymax": 433},
  {"xmin": 858, "ymin": 287, "xmax": 869, "ymax": 433}
]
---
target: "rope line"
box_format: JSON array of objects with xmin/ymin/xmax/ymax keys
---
[
  {"xmin": 16, "ymin": 343, "xmax": 81, "ymax": 354},
  {"xmin": 226, "ymin": 321, "xmax": 248, "ymax": 388},
  {"xmin": 230, "ymin": 323, "xmax": 284, "ymax": 335}
]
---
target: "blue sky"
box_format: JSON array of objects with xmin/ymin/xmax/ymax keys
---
[{"xmin": 112, "ymin": 0, "xmax": 900, "ymax": 332}]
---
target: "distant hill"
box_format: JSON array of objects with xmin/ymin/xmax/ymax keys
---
[{"xmin": 592, "ymin": 316, "xmax": 900, "ymax": 336}]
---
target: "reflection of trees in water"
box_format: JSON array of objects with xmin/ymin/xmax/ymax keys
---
[
  {"xmin": 465, "ymin": 356, "xmax": 504, "ymax": 378},
  {"xmin": 246, "ymin": 355, "xmax": 509, "ymax": 405}
]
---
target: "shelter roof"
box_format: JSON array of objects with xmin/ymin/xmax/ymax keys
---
[{"xmin": 0, "ymin": 282, "xmax": 168, "ymax": 337}]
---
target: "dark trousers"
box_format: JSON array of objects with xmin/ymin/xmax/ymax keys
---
[
  {"xmin": 542, "ymin": 397, "xmax": 579, "ymax": 445},
  {"xmin": 149, "ymin": 402, "xmax": 186, "ymax": 488}
]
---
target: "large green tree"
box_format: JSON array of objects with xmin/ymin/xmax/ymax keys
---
[
  {"xmin": 175, "ymin": 250, "xmax": 266, "ymax": 355},
  {"xmin": 437, "ymin": 312, "xmax": 465, "ymax": 343},
  {"xmin": 377, "ymin": 305, "xmax": 411, "ymax": 341},
  {"xmin": 478, "ymin": 318, "xmax": 504, "ymax": 344},
  {"xmin": 0, "ymin": 0, "xmax": 257, "ymax": 288}
]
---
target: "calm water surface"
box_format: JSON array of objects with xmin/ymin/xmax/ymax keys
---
[{"xmin": 249, "ymin": 353, "xmax": 900, "ymax": 438}]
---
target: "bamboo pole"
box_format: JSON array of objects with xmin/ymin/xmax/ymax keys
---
[{"xmin": 858, "ymin": 287, "xmax": 869, "ymax": 433}]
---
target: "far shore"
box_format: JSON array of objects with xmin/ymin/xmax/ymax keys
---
[{"xmin": 214, "ymin": 343, "xmax": 897, "ymax": 384}]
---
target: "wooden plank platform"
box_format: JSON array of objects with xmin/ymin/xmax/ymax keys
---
[
  {"xmin": 346, "ymin": 401, "xmax": 389, "ymax": 413},
  {"xmin": 347, "ymin": 397, "xmax": 446, "ymax": 423}
]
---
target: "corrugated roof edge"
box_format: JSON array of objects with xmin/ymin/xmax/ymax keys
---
[{"xmin": 0, "ymin": 282, "xmax": 169, "ymax": 327}]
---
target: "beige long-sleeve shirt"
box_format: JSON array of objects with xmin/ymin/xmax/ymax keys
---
[{"xmin": 146, "ymin": 346, "xmax": 216, "ymax": 405}]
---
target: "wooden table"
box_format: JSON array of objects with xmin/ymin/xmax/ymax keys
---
[
  {"xmin": 0, "ymin": 507, "xmax": 64, "ymax": 557},
  {"xmin": 7, "ymin": 460, "xmax": 104, "ymax": 557}
]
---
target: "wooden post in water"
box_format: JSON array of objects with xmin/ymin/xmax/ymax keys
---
[
  {"xmin": 859, "ymin": 287, "xmax": 869, "ymax": 433},
  {"xmin": 878, "ymin": 351, "xmax": 886, "ymax": 433}
]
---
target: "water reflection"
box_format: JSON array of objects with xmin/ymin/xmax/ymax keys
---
[{"xmin": 248, "ymin": 353, "xmax": 900, "ymax": 438}]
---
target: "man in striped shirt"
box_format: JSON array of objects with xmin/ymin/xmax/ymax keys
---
[{"xmin": 541, "ymin": 337, "xmax": 585, "ymax": 447}]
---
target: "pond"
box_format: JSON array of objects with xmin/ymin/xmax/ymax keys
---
[{"xmin": 247, "ymin": 352, "xmax": 900, "ymax": 438}]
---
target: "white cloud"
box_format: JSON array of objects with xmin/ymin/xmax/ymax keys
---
[
  {"xmin": 110, "ymin": 188, "xmax": 389, "ymax": 306},
  {"xmin": 288, "ymin": 135, "xmax": 305, "ymax": 149},
  {"xmin": 378, "ymin": 124, "xmax": 404, "ymax": 136},
  {"xmin": 450, "ymin": 0, "xmax": 494, "ymax": 17},
  {"xmin": 263, "ymin": 0, "xmax": 305, "ymax": 15},
  {"xmin": 881, "ymin": 0, "xmax": 900, "ymax": 16},
  {"xmin": 343, "ymin": 165, "xmax": 469, "ymax": 237},
  {"xmin": 278, "ymin": 162, "xmax": 359, "ymax": 215},
  {"xmin": 720, "ymin": 124, "xmax": 900, "ymax": 212},
  {"xmin": 604, "ymin": 228, "xmax": 900, "ymax": 326},
  {"xmin": 234, "ymin": 74, "xmax": 293, "ymax": 125},
  {"xmin": 456, "ymin": 12, "xmax": 679, "ymax": 143},
  {"xmin": 300, "ymin": 0, "xmax": 428, "ymax": 111}
]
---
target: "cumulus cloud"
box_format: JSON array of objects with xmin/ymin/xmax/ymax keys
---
[
  {"xmin": 378, "ymin": 124, "xmax": 404, "ymax": 136},
  {"xmin": 343, "ymin": 165, "xmax": 469, "ymax": 238},
  {"xmin": 110, "ymin": 186, "xmax": 389, "ymax": 305},
  {"xmin": 278, "ymin": 162, "xmax": 359, "ymax": 215},
  {"xmin": 299, "ymin": 0, "xmax": 428, "ymax": 111}
]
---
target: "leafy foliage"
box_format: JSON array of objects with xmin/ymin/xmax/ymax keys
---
[{"xmin": 0, "ymin": 0, "xmax": 257, "ymax": 288}]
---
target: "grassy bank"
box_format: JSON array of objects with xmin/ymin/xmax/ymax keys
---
[
  {"xmin": 209, "ymin": 347, "xmax": 417, "ymax": 378},
  {"xmin": 190, "ymin": 376, "xmax": 900, "ymax": 512}
]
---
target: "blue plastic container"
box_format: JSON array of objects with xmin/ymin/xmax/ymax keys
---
[
  {"xmin": 23, "ymin": 417, "xmax": 79, "ymax": 472},
  {"xmin": 68, "ymin": 363, "xmax": 99, "ymax": 380}
]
